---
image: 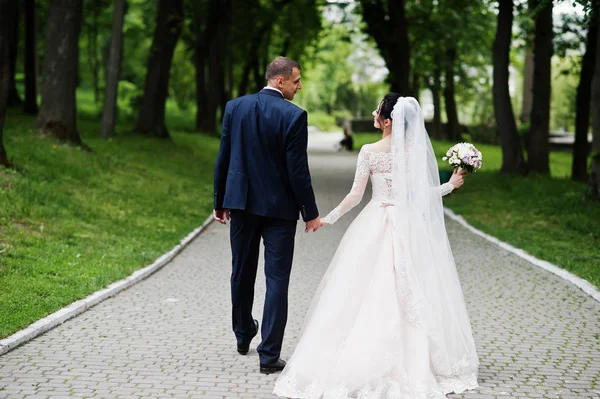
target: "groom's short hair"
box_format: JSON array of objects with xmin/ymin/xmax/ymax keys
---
[{"xmin": 266, "ymin": 57, "xmax": 301, "ymax": 81}]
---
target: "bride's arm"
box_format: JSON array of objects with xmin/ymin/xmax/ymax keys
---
[
  {"xmin": 321, "ymin": 146, "xmax": 370, "ymax": 225},
  {"xmin": 440, "ymin": 182, "xmax": 455, "ymax": 197},
  {"xmin": 439, "ymin": 169, "xmax": 465, "ymax": 196}
]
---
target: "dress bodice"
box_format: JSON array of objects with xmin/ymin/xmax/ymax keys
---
[
  {"xmin": 321, "ymin": 144, "xmax": 454, "ymax": 225},
  {"xmin": 362, "ymin": 149, "xmax": 394, "ymax": 202}
]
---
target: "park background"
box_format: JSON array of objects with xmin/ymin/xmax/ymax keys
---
[{"xmin": 0, "ymin": 0, "xmax": 598, "ymax": 339}]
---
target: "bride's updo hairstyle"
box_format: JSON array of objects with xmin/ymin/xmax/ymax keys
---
[{"xmin": 376, "ymin": 92, "xmax": 402, "ymax": 127}]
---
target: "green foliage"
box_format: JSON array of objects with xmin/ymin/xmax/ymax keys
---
[
  {"xmin": 296, "ymin": 9, "xmax": 390, "ymax": 127},
  {"xmin": 170, "ymin": 42, "xmax": 196, "ymax": 111},
  {"xmin": 408, "ymin": 0, "xmax": 496, "ymax": 126},
  {"xmin": 551, "ymin": 56, "xmax": 580, "ymax": 132},
  {"xmin": 352, "ymin": 133, "xmax": 599, "ymax": 288},
  {"xmin": 0, "ymin": 111, "xmax": 219, "ymax": 338}
]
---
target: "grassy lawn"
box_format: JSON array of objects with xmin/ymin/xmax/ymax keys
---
[
  {"xmin": 0, "ymin": 110, "xmax": 220, "ymax": 339},
  {"xmin": 353, "ymin": 133, "xmax": 600, "ymax": 289}
]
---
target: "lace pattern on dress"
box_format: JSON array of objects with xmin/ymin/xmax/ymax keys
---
[{"xmin": 322, "ymin": 147, "xmax": 452, "ymax": 224}]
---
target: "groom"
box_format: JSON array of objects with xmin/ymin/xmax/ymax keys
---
[{"xmin": 213, "ymin": 56, "xmax": 321, "ymax": 374}]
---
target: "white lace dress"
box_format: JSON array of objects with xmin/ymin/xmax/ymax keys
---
[{"xmin": 273, "ymin": 143, "xmax": 479, "ymax": 399}]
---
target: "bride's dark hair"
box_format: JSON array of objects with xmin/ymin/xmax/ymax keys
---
[{"xmin": 376, "ymin": 92, "xmax": 402, "ymax": 126}]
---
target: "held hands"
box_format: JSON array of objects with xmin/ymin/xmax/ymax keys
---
[
  {"xmin": 305, "ymin": 217, "xmax": 322, "ymax": 233},
  {"xmin": 448, "ymin": 168, "xmax": 467, "ymax": 189},
  {"xmin": 213, "ymin": 209, "xmax": 231, "ymax": 225}
]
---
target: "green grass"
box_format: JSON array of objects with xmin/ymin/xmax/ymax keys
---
[
  {"xmin": 307, "ymin": 110, "xmax": 340, "ymax": 132},
  {"xmin": 0, "ymin": 110, "xmax": 219, "ymax": 338},
  {"xmin": 353, "ymin": 133, "xmax": 600, "ymax": 288}
]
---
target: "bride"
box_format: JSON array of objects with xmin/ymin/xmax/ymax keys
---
[{"xmin": 273, "ymin": 94, "xmax": 479, "ymax": 398}]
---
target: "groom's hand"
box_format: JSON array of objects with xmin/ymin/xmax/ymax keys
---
[
  {"xmin": 213, "ymin": 209, "xmax": 230, "ymax": 225},
  {"xmin": 305, "ymin": 217, "xmax": 321, "ymax": 233}
]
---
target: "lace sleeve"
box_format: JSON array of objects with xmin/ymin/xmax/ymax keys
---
[
  {"xmin": 440, "ymin": 182, "xmax": 454, "ymax": 197},
  {"xmin": 322, "ymin": 146, "xmax": 370, "ymax": 225}
]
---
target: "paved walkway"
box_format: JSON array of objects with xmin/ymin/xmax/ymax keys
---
[{"xmin": 1, "ymin": 133, "xmax": 599, "ymax": 398}]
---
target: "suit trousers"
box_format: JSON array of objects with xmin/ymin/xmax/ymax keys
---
[{"xmin": 229, "ymin": 210, "xmax": 297, "ymax": 364}]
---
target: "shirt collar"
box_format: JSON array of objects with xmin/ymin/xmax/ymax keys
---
[{"xmin": 263, "ymin": 86, "xmax": 284, "ymax": 97}]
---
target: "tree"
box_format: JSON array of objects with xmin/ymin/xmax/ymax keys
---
[
  {"xmin": 100, "ymin": 0, "xmax": 127, "ymax": 139},
  {"xmin": 0, "ymin": 0, "xmax": 11, "ymax": 167},
  {"xmin": 37, "ymin": 0, "xmax": 84, "ymax": 145},
  {"xmin": 521, "ymin": 49, "xmax": 534, "ymax": 123},
  {"xmin": 360, "ymin": 0, "xmax": 411, "ymax": 95},
  {"xmin": 527, "ymin": 0, "xmax": 553, "ymax": 174},
  {"xmin": 235, "ymin": 0, "xmax": 294, "ymax": 97},
  {"xmin": 591, "ymin": 5, "xmax": 600, "ymax": 198},
  {"xmin": 408, "ymin": 0, "xmax": 494, "ymax": 138},
  {"xmin": 430, "ymin": 66, "xmax": 443, "ymax": 138},
  {"xmin": 85, "ymin": 0, "xmax": 104, "ymax": 104},
  {"xmin": 493, "ymin": 0, "xmax": 527, "ymax": 173},
  {"xmin": 23, "ymin": 0, "xmax": 38, "ymax": 114},
  {"xmin": 6, "ymin": 0, "xmax": 21, "ymax": 106},
  {"xmin": 572, "ymin": 8, "xmax": 597, "ymax": 181},
  {"xmin": 192, "ymin": 0, "xmax": 232, "ymax": 132},
  {"xmin": 134, "ymin": 0, "xmax": 183, "ymax": 138},
  {"xmin": 444, "ymin": 46, "xmax": 461, "ymax": 141}
]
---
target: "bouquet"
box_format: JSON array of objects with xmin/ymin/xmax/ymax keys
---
[{"xmin": 442, "ymin": 142, "xmax": 482, "ymax": 173}]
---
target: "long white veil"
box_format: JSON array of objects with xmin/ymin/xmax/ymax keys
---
[{"xmin": 390, "ymin": 97, "xmax": 479, "ymax": 384}]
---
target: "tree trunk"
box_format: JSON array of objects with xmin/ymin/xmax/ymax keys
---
[
  {"xmin": 527, "ymin": 0, "xmax": 552, "ymax": 174},
  {"xmin": 444, "ymin": 47, "xmax": 461, "ymax": 141},
  {"xmin": 430, "ymin": 67, "xmax": 443, "ymax": 139},
  {"xmin": 194, "ymin": 0, "xmax": 231, "ymax": 132},
  {"xmin": 590, "ymin": 6, "xmax": 600, "ymax": 198},
  {"xmin": 202, "ymin": 30, "xmax": 222, "ymax": 133},
  {"xmin": 572, "ymin": 8, "xmax": 597, "ymax": 181},
  {"xmin": 87, "ymin": 0, "xmax": 100, "ymax": 104},
  {"xmin": 493, "ymin": 0, "xmax": 527, "ymax": 174},
  {"xmin": 7, "ymin": 0, "xmax": 21, "ymax": 106},
  {"xmin": 360, "ymin": 0, "xmax": 411, "ymax": 95},
  {"xmin": 521, "ymin": 48, "xmax": 534, "ymax": 123},
  {"xmin": 134, "ymin": 0, "xmax": 183, "ymax": 138},
  {"xmin": 100, "ymin": 0, "xmax": 126, "ymax": 139},
  {"xmin": 0, "ymin": 0, "xmax": 11, "ymax": 167},
  {"xmin": 238, "ymin": 25, "xmax": 267, "ymax": 97},
  {"xmin": 194, "ymin": 51, "xmax": 208, "ymax": 131},
  {"xmin": 37, "ymin": 0, "xmax": 84, "ymax": 145},
  {"xmin": 23, "ymin": 0, "xmax": 38, "ymax": 114}
]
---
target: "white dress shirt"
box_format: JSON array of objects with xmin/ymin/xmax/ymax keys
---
[{"xmin": 263, "ymin": 86, "xmax": 284, "ymax": 97}]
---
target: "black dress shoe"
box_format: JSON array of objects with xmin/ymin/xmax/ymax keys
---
[
  {"xmin": 259, "ymin": 359, "xmax": 286, "ymax": 374},
  {"xmin": 237, "ymin": 319, "xmax": 259, "ymax": 355}
]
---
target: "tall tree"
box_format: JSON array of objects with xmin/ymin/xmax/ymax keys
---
[
  {"xmin": 23, "ymin": 0, "xmax": 38, "ymax": 114},
  {"xmin": 527, "ymin": 0, "xmax": 553, "ymax": 174},
  {"xmin": 236, "ymin": 0, "xmax": 292, "ymax": 97},
  {"xmin": 444, "ymin": 46, "xmax": 461, "ymax": 141},
  {"xmin": 521, "ymin": 49, "xmax": 534, "ymax": 123},
  {"xmin": 6, "ymin": 0, "xmax": 21, "ymax": 106},
  {"xmin": 591, "ymin": 5, "xmax": 600, "ymax": 198},
  {"xmin": 134, "ymin": 0, "xmax": 183, "ymax": 138},
  {"xmin": 360, "ymin": 0, "xmax": 411, "ymax": 95},
  {"xmin": 493, "ymin": 0, "xmax": 527, "ymax": 173},
  {"xmin": 100, "ymin": 0, "xmax": 126, "ymax": 139},
  {"xmin": 37, "ymin": 0, "xmax": 84, "ymax": 145},
  {"xmin": 86, "ymin": 0, "xmax": 102, "ymax": 103},
  {"xmin": 193, "ymin": 0, "xmax": 231, "ymax": 132},
  {"xmin": 0, "ymin": 0, "xmax": 11, "ymax": 167},
  {"xmin": 572, "ymin": 8, "xmax": 597, "ymax": 181}
]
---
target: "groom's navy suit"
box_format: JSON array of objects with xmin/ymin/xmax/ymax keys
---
[{"xmin": 214, "ymin": 88, "xmax": 318, "ymax": 364}]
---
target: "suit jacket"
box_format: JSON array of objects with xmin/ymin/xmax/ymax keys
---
[{"xmin": 213, "ymin": 89, "xmax": 319, "ymax": 222}]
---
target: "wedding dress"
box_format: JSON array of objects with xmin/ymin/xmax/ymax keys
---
[{"xmin": 273, "ymin": 98, "xmax": 479, "ymax": 398}]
